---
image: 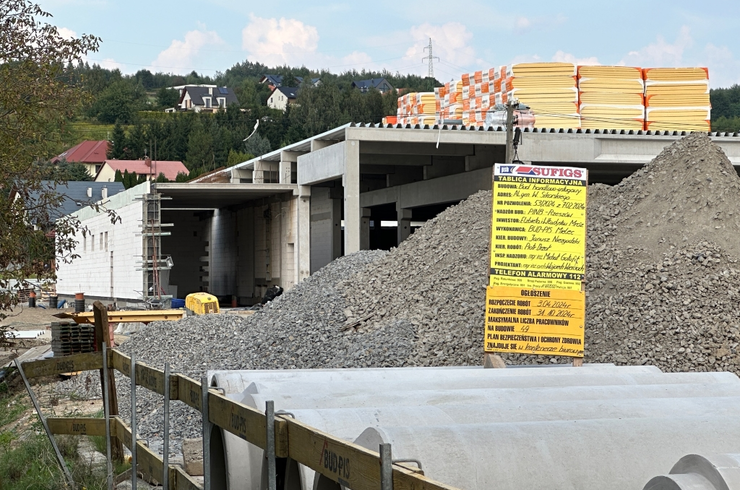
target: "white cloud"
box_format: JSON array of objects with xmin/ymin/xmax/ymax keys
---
[
  {"xmin": 552, "ymin": 51, "xmax": 599, "ymax": 66},
  {"xmin": 702, "ymin": 43, "xmax": 740, "ymax": 88},
  {"xmin": 516, "ymin": 17, "xmax": 531, "ymax": 30},
  {"xmin": 58, "ymin": 27, "xmax": 78, "ymax": 40},
  {"xmin": 513, "ymin": 14, "xmax": 567, "ymax": 34},
  {"xmin": 242, "ymin": 15, "xmax": 319, "ymax": 66},
  {"xmin": 149, "ymin": 27, "xmax": 224, "ymax": 73},
  {"xmin": 621, "ymin": 26, "xmax": 693, "ymax": 67},
  {"xmin": 402, "ymin": 23, "xmax": 476, "ymax": 76}
]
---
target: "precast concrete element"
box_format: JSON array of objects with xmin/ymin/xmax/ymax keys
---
[
  {"xmin": 207, "ymin": 364, "xmax": 640, "ymax": 394},
  {"xmin": 308, "ymin": 418, "xmax": 740, "ymax": 490},
  {"xmin": 242, "ymin": 370, "xmax": 734, "ymax": 398},
  {"xmin": 278, "ymin": 397, "xmax": 740, "ymax": 490},
  {"xmin": 208, "ymin": 366, "xmax": 740, "ymax": 490},
  {"xmin": 643, "ymin": 453, "xmax": 740, "ymax": 490}
]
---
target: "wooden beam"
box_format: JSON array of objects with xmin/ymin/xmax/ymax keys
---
[
  {"xmin": 47, "ymin": 417, "xmax": 107, "ymax": 437},
  {"xmin": 56, "ymin": 309, "xmax": 186, "ymax": 325},
  {"xmin": 113, "ymin": 417, "xmax": 164, "ymax": 485},
  {"xmin": 21, "ymin": 352, "xmax": 102, "ymax": 379},
  {"xmin": 176, "ymin": 374, "xmax": 202, "ymax": 411},
  {"xmin": 172, "ymin": 466, "xmax": 203, "ymax": 490},
  {"xmin": 94, "ymin": 301, "xmax": 122, "ymax": 460}
]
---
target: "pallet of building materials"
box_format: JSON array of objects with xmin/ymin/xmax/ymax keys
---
[
  {"xmin": 578, "ymin": 65, "xmax": 645, "ymax": 130},
  {"xmin": 51, "ymin": 322, "xmax": 95, "ymax": 357},
  {"xmin": 499, "ymin": 62, "xmax": 581, "ymax": 129},
  {"xmin": 643, "ymin": 67, "xmax": 710, "ymax": 131}
]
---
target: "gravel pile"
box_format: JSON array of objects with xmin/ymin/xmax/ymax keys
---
[{"xmin": 56, "ymin": 132, "xmax": 740, "ymax": 455}]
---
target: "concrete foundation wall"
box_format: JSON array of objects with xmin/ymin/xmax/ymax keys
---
[{"xmin": 57, "ymin": 199, "xmax": 144, "ymax": 300}]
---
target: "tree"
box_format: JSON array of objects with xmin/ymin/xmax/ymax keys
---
[
  {"xmin": 243, "ymin": 132, "xmax": 271, "ymax": 157},
  {"xmin": 89, "ymin": 79, "xmax": 145, "ymax": 124},
  {"xmin": 0, "ymin": 1, "xmax": 116, "ymax": 321},
  {"xmin": 108, "ymin": 121, "xmax": 128, "ymax": 159},
  {"xmin": 185, "ymin": 118, "xmax": 214, "ymax": 170},
  {"xmin": 157, "ymin": 87, "xmax": 180, "ymax": 109}
]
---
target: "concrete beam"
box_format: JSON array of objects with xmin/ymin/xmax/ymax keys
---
[
  {"xmin": 360, "ymin": 165, "xmax": 396, "ymax": 175},
  {"xmin": 297, "ymin": 142, "xmax": 346, "ymax": 186},
  {"xmin": 310, "ymin": 139, "xmax": 341, "ymax": 152},
  {"xmin": 359, "ymin": 154, "xmax": 431, "ymax": 166},
  {"xmin": 360, "ymin": 141, "xmax": 476, "ymax": 156},
  {"xmin": 361, "ymin": 167, "xmax": 492, "ymax": 209}
]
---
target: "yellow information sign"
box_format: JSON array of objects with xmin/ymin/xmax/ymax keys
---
[
  {"xmin": 486, "ymin": 163, "xmax": 588, "ymax": 358},
  {"xmin": 484, "ymin": 286, "xmax": 585, "ymax": 357},
  {"xmin": 490, "ymin": 164, "xmax": 587, "ymax": 291}
]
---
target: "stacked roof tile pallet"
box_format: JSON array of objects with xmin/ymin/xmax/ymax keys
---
[
  {"xmin": 578, "ymin": 65, "xmax": 645, "ymax": 131},
  {"xmin": 391, "ymin": 62, "xmax": 710, "ymax": 132},
  {"xmin": 51, "ymin": 321, "xmax": 95, "ymax": 356},
  {"xmin": 643, "ymin": 67, "xmax": 711, "ymax": 132}
]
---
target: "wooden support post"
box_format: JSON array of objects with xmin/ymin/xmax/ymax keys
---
[
  {"xmin": 94, "ymin": 301, "xmax": 122, "ymax": 460},
  {"xmin": 572, "ymin": 357, "xmax": 584, "ymax": 367}
]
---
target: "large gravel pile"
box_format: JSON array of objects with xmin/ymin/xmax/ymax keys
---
[{"xmin": 57, "ymin": 132, "xmax": 740, "ymax": 454}]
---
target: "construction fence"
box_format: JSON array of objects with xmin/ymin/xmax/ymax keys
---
[{"xmin": 15, "ymin": 302, "xmax": 457, "ymax": 490}]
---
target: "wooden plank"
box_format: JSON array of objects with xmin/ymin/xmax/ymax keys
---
[
  {"xmin": 47, "ymin": 417, "xmax": 107, "ymax": 437},
  {"xmin": 172, "ymin": 466, "xmax": 203, "ymax": 490},
  {"xmin": 284, "ymin": 417, "xmax": 460, "ymax": 490},
  {"xmin": 134, "ymin": 359, "xmax": 166, "ymax": 396},
  {"xmin": 176, "ymin": 374, "xmax": 202, "ymax": 411},
  {"xmin": 21, "ymin": 352, "xmax": 102, "ymax": 378},
  {"xmin": 113, "ymin": 417, "xmax": 164, "ymax": 484},
  {"xmin": 94, "ymin": 301, "xmax": 122, "ymax": 461},
  {"xmin": 61, "ymin": 309, "xmax": 186, "ymax": 325},
  {"xmin": 206, "ymin": 391, "xmax": 276, "ymax": 453},
  {"xmin": 285, "ymin": 417, "xmax": 382, "ymax": 490},
  {"xmin": 110, "ymin": 349, "xmax": 131, "ymax": 376}
]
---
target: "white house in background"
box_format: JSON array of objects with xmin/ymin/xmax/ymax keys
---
[
  {"xmin": 171, "ymin": 84, "xmax": 238, "ymax": 112},
  {"xmin": 267, "ymin": 86, "xmax": 298, "ymax": 111}
]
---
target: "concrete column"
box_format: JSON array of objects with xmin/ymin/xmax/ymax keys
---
[
  {"xmin": 360, "ymin": 208, "xmax": 371, "ymax": 251},
  {"xmin": 297, "ymin": 186, "xmax": 311, "ymax": 282},
  {"xmin": 253, "ymin": 161, "xmax": 265, "ymax": 184},
  {"xmin": 332, "ymin": 198, "xmax": 342, "ymax": 259},
  {"xmin": 343, "ymin": 140, "xmax": 361, "ymax": 253},
  {"xmin": 396, "ymin": 206, "xmax": 412, "ymax": 245},
  {"xmin": 279, "ymin": 161, "xmax": 293, "ymax": 184}
]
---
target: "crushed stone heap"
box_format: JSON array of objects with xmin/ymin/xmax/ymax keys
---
[{"xmin": 58, "ymin": 133, "xmax": 740, "ymax": 454}]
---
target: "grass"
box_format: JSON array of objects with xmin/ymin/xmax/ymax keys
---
[
  {"xmin": 67, "ymin": 121, "xmax": 117, "ymax": 142},
  {"xmin": 0, "ymin": 388, "xmax": 130, "ymax": 489}
]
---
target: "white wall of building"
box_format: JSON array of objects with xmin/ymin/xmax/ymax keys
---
[{"xmin": 56, "ymin": 182, "xmax": 150, "ymax": 301}]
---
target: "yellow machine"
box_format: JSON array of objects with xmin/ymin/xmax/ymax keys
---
[{"xmin": 185, "ymin": 292, "xmax": 220, "ymax": 315}]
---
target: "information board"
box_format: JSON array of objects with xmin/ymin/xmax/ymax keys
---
[
  {"xmin": 485, "ymin": 286, "xmax": 584, "ymax": 357},
  {"xmin": 489, "ymin": 164, "xmax": 587, "ymax": 290},
  {"xmin": 485, "ymin": 163, "xmax": 587, "ymax": 358}
]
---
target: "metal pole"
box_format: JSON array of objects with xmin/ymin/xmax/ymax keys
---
[
  {"xmin": 162, "ymin": 363, "xmax": 170, "ymax": 490},
  {"xmin": 201, "ymin": 375, "xmax": 211, "ymax": 490},
  {"xmin": 505, "ymin": 100, "xmax": 514, "ymax": 163},
  {"xmin": 130, "ymin": 354, "xmax": 137, "ymax": 490},
  {"xmin": 380, "ymin": 443, "xmax": 393, "ymax": 490},
  {"xmin": 15, "ymin": 359, "xmax": 76, "ymax": 488},
  {"xmin": 102, "ymin": 344, "xmax": 113, "ymax": 490},
  {"xmin": 266, "ymin": 400, "xmax": 277, "ymax": 490}
]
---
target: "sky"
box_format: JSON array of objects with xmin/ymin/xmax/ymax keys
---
[{"xmin": 39, "ymin": 0, "xmax": 740, "ymax": 88}]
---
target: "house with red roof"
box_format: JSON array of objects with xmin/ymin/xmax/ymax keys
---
[
  {"xmin": 95, "ymin": 158, "xmax": 189, "ymax": 182},
  {"xmin": 52, "ymin": 140, "xmax": 110, "ymax": 177}
]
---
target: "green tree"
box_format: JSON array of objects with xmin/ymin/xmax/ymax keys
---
[
  {"xmin": 114, "ymin": 169, "xmax": 123, "ymax": 182},
  {"xmin": 108, "ymin": 121, "xmax": 128, "ymax": 159},
  {"xmin": 157, "ymin": 87, "xmax": 180, "ymax": 109},
  {"xmin": 293, "ymin": 82, "xmax": 342, "ymax": 135},
  {"xmin": 227, "ymin": 149, "xmax": 254, "ymax": 166},
  {"xmin": 58, "ymin": 161, "xmax": 93, "ymax": 181},
  {"xmin": 0, "ymin": 0, "xmax": 114, "ymax": 319},
  {"xmin": 243, "ymin": 132, "xmax": 271, "ymax": 157},
  {"xmin": 175, "ymin": 172, "xmax": 190, "ymax": 182},
  {"xmin": 185, "ymin": 118, "xmax": 214, "ymax": 170},
  {"xmin": 89, "ymin": 79, "xmax": 145, "ymax": 124}
]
